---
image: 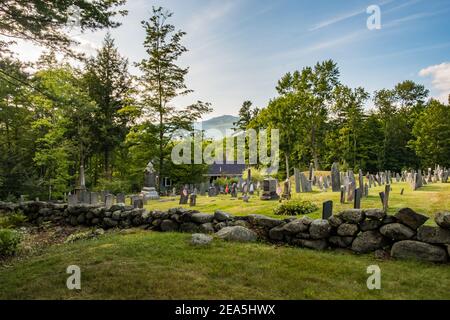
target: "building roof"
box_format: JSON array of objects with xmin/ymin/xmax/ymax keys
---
[{"xmin": 205, "ymin": 162, "xmax": 247, "ymax": 177}]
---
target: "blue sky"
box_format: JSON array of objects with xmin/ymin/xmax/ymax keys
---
[{"xmin": 11, "ymin": 0, "xmax": 450, "ymax": 119}]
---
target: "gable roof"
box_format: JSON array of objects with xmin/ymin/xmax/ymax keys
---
[{"xmin": 206, "ymin": 162, "xmax": 247, "ymax": 176}]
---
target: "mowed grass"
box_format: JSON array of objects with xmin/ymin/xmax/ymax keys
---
[
  {"xmin": 1, "ymin": 230, "xmax": 450, "ymax": 300},
  {"xmin": 146, "ymin": 181, "xmax": 450, "ymax": 222}
]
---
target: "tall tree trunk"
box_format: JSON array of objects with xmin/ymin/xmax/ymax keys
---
[{"xmin": 285, "ymin": 152, "xmax": 290, "ymax": 192}]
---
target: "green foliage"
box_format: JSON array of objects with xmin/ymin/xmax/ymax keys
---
[
  {"xmin": 64, "ymin": 229, "xmax": 104, "ymax": 244},
  {"xmin": 215, "ymin": 177, "xmax": 238, "ymax": 187},
  {"xmin": 242, "ymin": 167, "xmax": 274, "ymax": 181},
  {"xmin": 134, "ymin": 7, "xmax": 211, "ymax": 191},
  {"xmin": 0, "ymin": 0, "xmax": 127, "ymax": 58},
  {"xmin": 274, "ymin": 200, "xmax": 318, "ymax": 216},
  {"xmin": 0, "ymin": 228, "xmax": 21, "ymax": 256},
  {"xmin": 411, "ymin": 100, "xmax": 450, "ymax": 167},
  {"xmin": 0, "ymin": 211, "xmax": 27, "ymax": 229}
]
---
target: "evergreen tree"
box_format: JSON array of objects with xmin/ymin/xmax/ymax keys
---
[{"xmin": 134, "ymin": 7, "xmax": 211, "ymax": 191}]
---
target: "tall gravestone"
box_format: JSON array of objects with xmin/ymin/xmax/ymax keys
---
[
  {"xmin": 294, "ymin": 168, "xmax": 301, "ymax": 193},
  {"xmin": 300, "ymin": 173, "xmax": 312, "ymax": 192},
  {"xmin": 141, "ymin": 161, "xmax": 159, "ymax": 200},
  {"xmin": 331, "ymin": 162, "xmax": 341, "ymax": 192},
  {"xmin": 260, "ymin": 178, "xmax": 279, "ymax": 200},
  {"xmin": 322, "ymin": 200, "xmax": 333, "ymax": 220},
  {"xmin": 354, "ymin": 188, "xmax": 361, "ymax": 209},
  {"xmin": 358, "ymin": 170, "xmax": 364, "ymax": 189}
]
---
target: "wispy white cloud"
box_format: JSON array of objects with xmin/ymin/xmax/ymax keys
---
[
  {"xmin": 419, "ymin": 62, "xmax": 450, "ymax": 103},
  {"xmin": 384, "ymin": 10, "xmax": 443, "ymax": 28},
  {"xmin": 186, "ymin": 1, "xmax": 238, "ymax": 33}
]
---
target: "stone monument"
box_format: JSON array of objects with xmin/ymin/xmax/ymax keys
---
[{"xmin": 141, "ymin": 161, "xmax": 160, "ymax": 200}]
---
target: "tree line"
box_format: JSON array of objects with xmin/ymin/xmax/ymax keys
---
[
  {"xmin": 238, "ymin": 61, "xmax": 450, "ymax": 179},
  {"xmin": 0, "ymin": 2, "xmax": 449, "ymax": 200}
]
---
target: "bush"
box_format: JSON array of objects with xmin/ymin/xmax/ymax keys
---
[
  {"xmin": 0, "ymin": 228, "xmax": 21, "ymax": 256},
  {"xmin": 0, "ymin": 211, "xmax": 27, "ymax": 228},
  {"xmin": 274, "ymin": 200, "xmax": 318, "ymax": 216}
]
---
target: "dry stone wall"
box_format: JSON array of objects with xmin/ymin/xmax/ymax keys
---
[{"xmin": 1, "ymin": 201, "xmax": 449, "ymax": 263}]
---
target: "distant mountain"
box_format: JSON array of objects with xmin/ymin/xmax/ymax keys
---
[{"xmin": 195, "ymin": 115, "xmax": 238, "ymax": 140}]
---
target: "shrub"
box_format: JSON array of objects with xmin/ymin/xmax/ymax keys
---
[
  {"xmin": 274, "ymin": 200, "xmax": 318, "ymax": 216},
  {"xmin": 0, "ymin": 211, "xmax": 27, "ymax": 228},
  {"xmin": 0, "ymin": 228, "xmax": 21, "ymax": 256}
]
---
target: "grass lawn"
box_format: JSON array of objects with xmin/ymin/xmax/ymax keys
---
[
  {"xmin": 1, "ymin": 230, "xmax": 450, "ymax": 300},
  {"xmin": 145, "ymin": 181, "xmax": 450, "ymax": 223}
]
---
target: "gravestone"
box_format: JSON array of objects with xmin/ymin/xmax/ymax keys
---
[
  {"xmin": 383, "ymin": 184, "xmax": 390, "ymax": 212},
  {"xmin": 281, "ymin": 179, "xmax": 291, "ymax": 200},
  {"xmin": 105, "ymin": 194, "xmax": 114, "ymax": 209},
  {"xmin": 331, "ymin": 162, "xmax": 341, "ymax": 192},
  {"xmin": 322, "ymin": 200, "xmax": 333, "ymax": 220},
  {"xmin": 354, "ymin": 188, "xmax": 361, "ymax": 209},
  {"xmin": 242, "ymin": 194, "xmax": 249, "ymax": 203},
  {"xmin": 90, "ymin": 192, "xmax": 99, "ymax": 205},
  {"xmin": 133, "ymin": 198, "xmax": 144, "ymax": 209},
  {"xmin": 179, "ymin": 188, "xmax": 189, "ymax": 204},
  {"xmin": 400, "ymin": 188, "xmax": 404, "ymax": 195},
  {"xmin": 364, "ymin": 183, "xmax": 369, "ymax": 198},
  {"xmin": 294, "ymin": 168, "xmax": 301, "ymax": 193},
  {"xmin": 300, "ymin": 173, "xmax": 312, "ymax": 192},
  {"xmin": 68, "ymin": 194, "xmax": 78, "ymax": 206},
  {"xmin": 189, "ymin": 193, "xmax": 197, "ymax": 207},
  {"xmin": 208, "ymin": 185, "xmax": 217, "ymax": 197},
  {"xmin": 260, "ymin": 178, "xmax": 279, "ymax": 200},
  {"xmin": 116, "ymin": 193, "xmax": 126, "ymax": 204},
  {"xmin": 358, "ymin": 170, "xmax": 364, "ymax": 189},
  {"xmin": 230, "ymin": 183, "xmax": 238, "ymax": 198},
  {"xmin": 141, "ymin": 161, "xmax": 159, "ymax": 200},
  {"xmin": 340, "ymin": 186, "xmax": 346, "ymax": 204},
  {"xmin": 379, "ymin": 192, "xmax": 385, "ymax": 207},
  {"xmin": 347, "ymin": 181, "xmax": 356, "ymax": 202},
  {"xmin": 80, "ymin": 190, "xmax": 90, "ymax": 204},
  {"xmin": 308, "ymin": 163, "xmax": 314, "ymax": 181},
  {"xmin": 323, "ymin": 176, "xmax": 329, "ymax": 190},
  {"xmin": 249, "ymin": 183, "xmax": 255, "ymax": 195}
]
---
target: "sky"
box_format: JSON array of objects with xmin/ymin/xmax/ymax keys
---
[{"xmin": 8, "ymin": 0, "xmax": 450, "ymax": 120}]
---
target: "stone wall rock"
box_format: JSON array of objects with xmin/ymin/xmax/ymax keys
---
[
  {"xmin": 391, "ymin": 240, "xmax": 448, "ymax": 263},
  {"xmin": 4, "ymin": 201, "xmax": 450, "ymax": 264}
]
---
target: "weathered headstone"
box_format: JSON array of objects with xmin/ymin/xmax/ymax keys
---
[
  {"xmin": 354, "ymin": 188, "xmax": 361, "ymax": 209},
  {"xmin": 90, "ymin": 192, "xmax": 99, "ymax": 205},
  {"xmin": 116, "ymin": 193, "xmax": 126, "ymax": 204},
  {"xmin": 364, "ymin": 183, "xmax": 369, "ymax": 198},
  {"xmin": 105, "ymin": 194, "xmax": 114, "ymax": 209},
  {"xmin": 133, "ymin": 198, "xmax": 144, "ymax": 209},
  {"xmin": 322, "ymin": 200, "xmax": 333, "ymax": 220},
  {"xmin": 68, "ymin": 194, "xmax": 78, "ymax": 206},
  {"xmin": 400, "ymin": 188, "xmax": 404, "ymax": 195},
  {"xmin": 260, "ymin": 178, "xmax": 279, "ymax": 200},
  {"xmin": 340, "ymin": 186, "xmax": 345, "ymax": 204},
  {"xmin": 379, "ymin": 192, "xmax": 385, "ymax": 207},
  {"xmin": 281, "ymin": 179, "xmax": 291, "ymax": 200},
  {"xmin": 347, "ymin": 181, "xmax": 356, "ymax": 202},
  {"xmin": 308, "ymin": 163, "xmax": 314, "ymax": 181},
  {"xmin": 358, "ymin": 170, "xmax": 364, "ymax": 189},
  {"xmin": 300, "ymin": 173, "xmax": 312, "ymax": 192},
  {"xmin": 383, "ymin": 184, "xmax": 390, "ymax": 212},
  {"xmin": 294, "ymin": 168, "xmax": 301, "ymax": 193},
  {"xmin": 331, "ymin": 162, "xmax": 341, "ymax": 192},
  {"xmin": 179, "ymin": 188, "xmax": 189, "ymax": 204},
  {"xmin": 189, "ymin": 193, "xmax": 197, "ymax": 207}
]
